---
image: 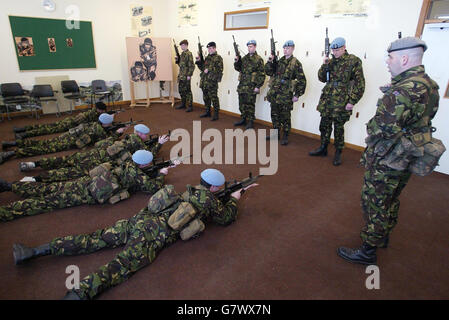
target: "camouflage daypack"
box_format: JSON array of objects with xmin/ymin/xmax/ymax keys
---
[{"xmin": 87, "ymin": 162, "xmax": 121, "ymax": 204}]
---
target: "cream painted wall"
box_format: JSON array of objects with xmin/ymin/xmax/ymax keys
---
[
  {"xmin": 165, "ymin": 0, "xmax": 426, "ymax": 148},
  {"xmin": 0, "ymin": 0, "xmax": 170, "ymax": 100}
]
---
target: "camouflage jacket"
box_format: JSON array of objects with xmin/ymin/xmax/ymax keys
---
[
  {"xmin": 59, "ymin": 121, "xmax": 119, "ymax": 149},
  {"xmin": 234, "ymin": 52, "xmax": 265, "ymax": 94},
  {"xmin": 112, "ymin": 160, "xmax": 165, "ymax": 194},
  {"xmin": 265, "ymin": 55, "xmax": 307, "ymax": 105},
  {"xmin": 317, "ymin": 51, "xmax": 365, "ymax": 115},
  {"xmin": 178, "ymin": 50, "xmax": 195, "ymax": 81},
  {"xmin": 73, "ymin": 108, "xmax": 101, "ymax": 126},
  {"xmin": 361, "ymin": 65, "xmax": 440, "ymax": 168},
  {"xmin": 197, "ymin": 53, "xmax": 224, "ymax": 89}
]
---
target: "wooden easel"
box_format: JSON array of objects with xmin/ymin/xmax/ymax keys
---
[{"xmin": 129, "ymin": 79, "xmax": 175, "ymax": 108}]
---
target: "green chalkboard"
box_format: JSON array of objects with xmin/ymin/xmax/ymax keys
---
[{"xmin": 9, "ymin": 15, "xmax": 96, "ymax": 70}]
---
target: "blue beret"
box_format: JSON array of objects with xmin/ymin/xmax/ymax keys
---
[
  {"xmin": 132, "ymin": 150, "xmax": 153, "ymax": 165},
  {"xmin": 134, "ymin": 124, "xmax": 150, "ymax": 135},
  {"xmin": 201, "ymin": 168, "xmax": 225, "ymax": 187},
  {"xmin": 330, "ymin": 37, "xmax": 346, "ymax": 49},
  {"xmin": 283, "ymin": 40, "xmax": 295, "ymax": 48},
  {"xmin": 247, "ymin": 40, "xmax": 257, "ymax": 46},
  {"xmin": 98, "ymin": 113, "xmax": 114, "ymax": 125}
]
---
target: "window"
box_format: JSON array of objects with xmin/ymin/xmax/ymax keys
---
[
  {"xmin": 224, "ymin": 8, "xmax": 269, "ymax": 31},
  {"xmin": 416, "ymin": 0, "xmax": 449, "ymax": 37}
]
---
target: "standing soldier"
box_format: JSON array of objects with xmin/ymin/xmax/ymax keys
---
[
  {"xmin": 196, "ymin": 42, "xmax": 224, "ymax": 121},
  {"xmin": 0, "ymin": 113, "xmax": 130, "ymax": 164},
  {"xmin": 309, "ymin": 37, "xmax": 365, "ymax": 166},
  {"xmin": 233, "ymin": 40, "xmax": 265, "ymax": 130},
  {"xmin": 175, "ymin": 40, "xmax": 195, "ymax": 112},
  {"xmin": 265, "ymin": 40, "xmax": 307, "ymax": 146},
  {"xmin": 11, "ymin": 168, "xmax": 258, "ymax": 300},
  {"xmin": 0, "ymin": 150, "xmax": 180, "ymax": 222},
  {"xmin": 337, "ymin": 37, "xmax": 444, "ymax": 265},
  {"xmin": 140, "ymin": 38, "xmax": 157, "ymax": 80},
  {"xmin": 12, "ymin": 102, "xmax": 107, "ymax": 140}
]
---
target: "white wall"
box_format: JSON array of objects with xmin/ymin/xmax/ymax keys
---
[{"xmin": 0, "ymin": 0, "xmax": 169, "ymax": 100}]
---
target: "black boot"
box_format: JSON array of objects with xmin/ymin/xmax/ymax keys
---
[
  {"xmin": 309, "ymin": 144, "xmax": 328, "ymax": 157},
  {"xmin": 19, "ymin": 161, "xmax": 36, "ymax": 172},
  {"xmin": 185, "ymin": 104, "xmax": 193, "ymax": 112},
  {"xmin": 280, "ymin": 131, "xmax": 289, "ymax": 146},
  {"xmin": 200, "ymin": 108, "xmax": 211, "ymax": 118},
  {"xmin": 211, "ymin": 110, "xmax": 219, "ymax": 121},
  {"xmin": 13, "ymin": 127, "xmax": 26, "ymax": 133},
  {"xmin": 175, "ymin": 103, "xmax": 186, "ymax": 109},
  {"xmin": 2, "ymin": 141, "xmax": 17, "ymax": 150},
  {"xmin": 333, "ymin": 149, "xmax": 342, "ymax": 166},
  {"xmin": 0, "ymin": 178, "xmax": 12, "ymax": 193},
  {"xmin": 245, "ymin": 120, "xmax": 254, "ymax": 130},
  {"xmin": 337, "ymin": 243, "xmax": 377, "ymax": 265},
  {"xmin": 234, "ymin": 117, "xmax": 246, "ymax": 126},
  {"xmin": 13, "ymin": 243, "xmax": 51, "ymax": 265},
  {"xmin": 0, "ymin": 151, "xmax": 16, "ymax": 164}
]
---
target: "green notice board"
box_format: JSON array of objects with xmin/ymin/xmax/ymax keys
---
[{"xmin": 9, "ymin": 16, "xmax": 96, "ymax": 70}]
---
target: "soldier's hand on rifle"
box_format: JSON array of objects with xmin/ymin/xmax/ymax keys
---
[
  {"xmin": 204, "ymin": 69, "xmax": 209, "ymax": 74},
  {"xmin": 254, "ymin": 88, "xmax": 260, "ymax": 93},
  {"xmin": 187, "ymin": 76, "xmax": 191, "ymax": 80},
  {"xmin": 292, "ymin": 96, "xmax": 299, "ymax": 103},
  {"xmin": 196, "ymin": 56, "xmax": 200, "ymax": 61},
  {"xmin": 268, "ymin": 54, "xmax": 274, "ymax": 62},
  {"xmin": 159, "ymin": 168, "xmax": 169, "ymax": 175},
  {"xmin": 345, "ymin": 103, "xmax": 354, "ymax": 111},
  {"xmin": 231, "ymin": 183, "xmax": 259, "ymax": 200},
  {"xmin": 116, "ymin": 125, "xmax": 131, "ymax": 134},
  {"xmin": 323, "ymin": 57, "xmax": 330, "ymax": 64},
  {"xmin": 170, "ymin": 160, "xmax": 181, "ymax": 168},
  {"xmin": 234, "ymin": 56, "xmax": 240, "ymax": 62},
  {"xmin": 158, "ymin": 135, "xmax": 170, "ymax": 145}
]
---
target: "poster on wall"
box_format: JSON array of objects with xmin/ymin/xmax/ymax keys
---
[
  {"xmin": 130, "ymin": 4, "xmax": 153, "ymax": 37},
  {"xmin": 178, "ymin": 0, "xmax": 198, "ymax": 27},
  {"xmin": 315, "ymin": 0, "xmax": 371, "ymax": 18},
  {"xmin": 15, "ymin": 37, "xmax": 35, "ymax": 56},
  {"xmin": 126, "ymin": 37, "xmax": 173, "ymax": 82}
]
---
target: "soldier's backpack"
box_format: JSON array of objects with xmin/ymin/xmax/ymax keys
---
[{"xmin": 87, "ymin": 162, "xmax": 128, "ymax": 204}]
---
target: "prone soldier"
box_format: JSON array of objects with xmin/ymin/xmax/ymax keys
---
[{"xmin": 11, "ymin": 168, "xmax": 258, "ymax": 300}]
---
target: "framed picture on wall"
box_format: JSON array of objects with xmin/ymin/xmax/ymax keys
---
[{"xmin": 15, "ymin": 36, "xmax": 35, "ymax": 56}]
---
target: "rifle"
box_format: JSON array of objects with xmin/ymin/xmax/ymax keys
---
[
  {"xmin": 215, "ymin": 172, "xmax": 263, "ymax": 203},
  {"xmin": 142, "ymin": 154, "xmax": 191, "ymax": 177},
  {"xmin": 107, "ymin": 109, "xmax": 125, "ymax": 115},
  {"xmin": 144, "ymin": 130, "xmax": 171, "ymax": 148},
  {"xmin": 270, "ymin": 29, "xmax": 278, "ymax": 73},
  {"xmin": 232, "ymin": 35, "xmax": 241, "ymax": 60},
  {"xmin": 398, "ymin": 32, "xmax": 402, "ymax": 39},
  {"xmin": 106, "ymin": 119, "xmax": 144, "ymax": 132},
  {"xmin": 325, "ymin": 27, "xmax": 330, "ymax": 82},
  {"xmin": 197, "ymin": 36, "xmax": 204, "ymax": 65},
  {"xmin": 173, "ymin": 39, "xmax": 181, "ymax": 65}
]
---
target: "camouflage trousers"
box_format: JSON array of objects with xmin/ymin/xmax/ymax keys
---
[
  {"xmin": 270, "ymin": 102, "xmax": 293, "ymax": 134},
  {"xmin": 201, "ymin": 86, "xmax": 220, "ymax": 111},
  {"xmin": 179, "ymin": 80, "xmax": 193, "ymax": 108},
  {"xmin": 21, "ymin": 117, "xmax": 77, "ymax": 139},
  {"xmin": 238, "ymin": 93, "xmax": 257, "ymax": 121},
  {"xmin": 319, "ymin": 112, "xmax": 351, "ymax": 150},
  {"xmin": 15, "ymin": 136, "xmax": 78, "ymax": 158},
  {"xmin": 50, "ymin": 211, "xmax": 178, "ymax": 299},
  {"xmin": 360, "ymin": 164, "xmax": 411, "ymax": 247},
  {"xmin": 0, "ymin": 177, "xmax": 95, "ymax": 222}
]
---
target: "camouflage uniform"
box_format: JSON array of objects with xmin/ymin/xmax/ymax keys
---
[
  {"xmin": 265, "ymin": 56, "xmax": 306, "ymax": 134},
  {"xmin": 177, "ymin": 50, "xmax": 195, "ymax": 108},
  {"xmin": 40, "ymin": 184, "xmax": 238, "ymax": 299},
  {"xmin": 0, "ymin": 160, "xmax": 165, "ymax": 222},
  {"xmin": 317, "ymin": 51, "xmax": 365, "ymax": 150},
  {"xmin": 14, "ymin": 122, "xmax": 120, "ymax": 158},
  {"xmin": 359, "ymin": 65, "xmax": 439, "ymax": 247},
  {"xmin": 234, "ymin": 52, "xmax": 265, "ymax": 121},
  {"xmin": 33, "ymin": 134, "xmax": 162, "ymax": 183},
  {"xmin": 19, "ymin": 108, "xmax": 100, "ymax": 139},
  {"xmin": 197, "ymin": 53, "xmax": 223, "ymax": 112}
]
